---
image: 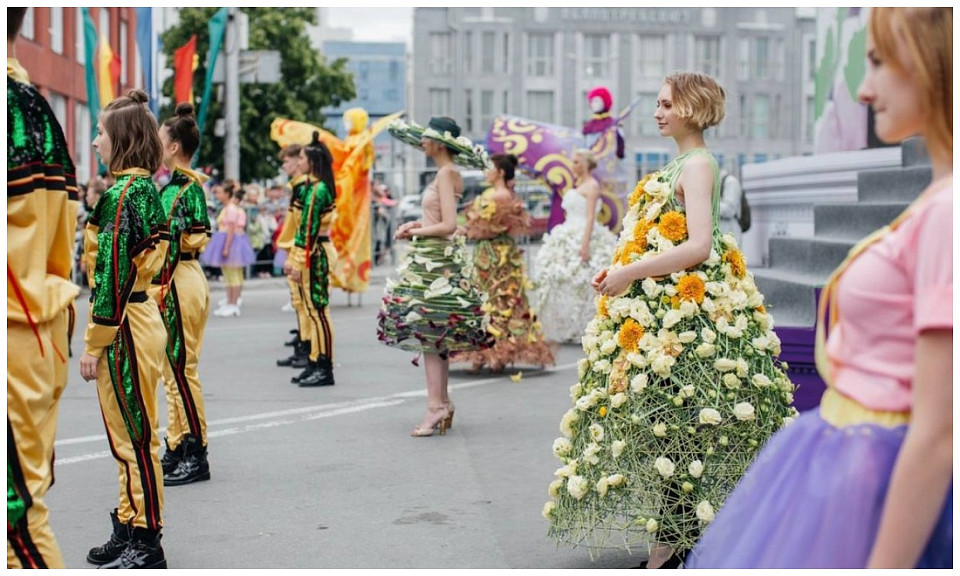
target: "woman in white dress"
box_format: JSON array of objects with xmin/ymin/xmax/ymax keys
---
[{"xmin": 533, "ymin": 149, "xmax": 617, "ymax": 343}]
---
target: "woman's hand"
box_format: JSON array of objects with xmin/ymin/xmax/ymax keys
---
[
  {"xmin": 597, "ymin": 266, "xmax": 634, "ymax": 297},
  {"xmin": 395, "ymin": 221, "xmax": 421, "ymax": 240},
  {"xmin": 79, "ymin": 353, "xmax": 99, "ymax": 381},
  {"xmin": 591, "ymin": 268, "xmax": 608, "ymax": 292}
]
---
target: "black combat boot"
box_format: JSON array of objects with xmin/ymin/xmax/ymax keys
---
[
  {"xmin": 160, "ymin": 438, "xmax": 182, "ymax": 476},
  {"xmin": 291, "ymin": 359, "xmax": 316, "ymax": 384},
  {"xmin": 87, "ymin": 509, "xmax": 130, "ymax": 565},
  {"xmin": 299, "ymin": 356, "xmax": 335, "ymax": 387},
  {"xmin": 163, "ymin": 434, "xmax": 210, "ymax": 487},
  {"xmin": 277, "ymin": 339, "xmax": 309, "ymax": 368},
  {"xmin": 284, "ymin": 328, "xmax": 299, "ymax": 347},
  {"xmin": 99, "ymin": 526, "xmax": 166, "ymax": 569}
]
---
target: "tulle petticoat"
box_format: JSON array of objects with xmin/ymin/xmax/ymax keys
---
[{"xmin": 200, "ymin": 232, "xmax": 257, "ymax": 268}]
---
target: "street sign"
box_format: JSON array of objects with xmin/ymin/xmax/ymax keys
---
[{"xmin": 212, "ymin": 50, "xmax": 282, "ymax": 84}]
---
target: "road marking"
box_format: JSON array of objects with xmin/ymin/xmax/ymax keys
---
[{"xmin": 54, "ymin": 362, "xmax": 578, "ymax": 465}]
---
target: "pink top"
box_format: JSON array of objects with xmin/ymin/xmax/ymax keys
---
[
  {"xmin": 827, "ymin": 179, "xmax": 953, "ymax": 412},
  {"xmin": 217, "ymin": 203, "xmax": 246, "ymax": 234}
]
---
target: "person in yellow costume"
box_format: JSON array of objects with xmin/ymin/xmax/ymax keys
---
[{"xmin": 7, "ymin": 8, "xmax": 80, "ymax": 568}]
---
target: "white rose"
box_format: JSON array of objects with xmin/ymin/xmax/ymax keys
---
[
  {"xmin": 678, "ymin": 331, "xmax": 697, "ymax": 344},
  {"xmin": 654, "ymin": 456, "xmax": 676, "ymax": 479},
  {"xmin": 752, "ymin": 373, "xmax": 773, "ymax": 388},
  {"xmin": 755, "ymin": 311, "xmax": 772, "ymax": 331},
  {"xmin": 721, "ymin": 233, "xmax": 737, "ymax": 248},
  {"xmin": 645, "ymin": 201, "xmax": 663, "ymax": 221},
  {"xmin": 695, "ymin": 343, "xmax": 716, "ymax": 358},
  {"xmin": 567, "ymin": 475, "xmax": 589, "ymax": 500},
  {"xmin": 680, "ymin": 384, "xmax": 696, "ymax": 398},
  {"xmin": 560, "ymin": 409, "xmax": 579, "ymax": 437},
  {"xmin": 595, "ymin": 477, "xmax": 610, "ymax": 497},
  {"xmin": 607, "ymin": 473, "xmax": 626, "ymax": 487},
  {"xmin": 575, "ymin": 395, "xmax": 594, "ymax": 412},
  {"xmin": 714, "ymin": 358, "xmax": 737, "ymax": 372},
  {"xmin": 696, "ymin": 500, "xmax": 716, "ymax": 523},
  {"xmin": 733, "ymin": 402, "xmax": 756, "ymax": 421},
  {"xmin": 588, "ymin": 350, "xmax": 600, "ymax": 363},
  {"xmin": 583, "ymin": 442, "xmax": 601, "ymax": 465},
  {"xmin": 699, "ymin": 408, "xmax": 723, "ymax": 425},
  {"xmin": 706, "ymin": 281, "xmax": 726, "ymax": 296},
  {"xmin": 682, "ymin": 481, "xmax": 695, "ymax": 493},
  {"xmin": 688, "ymin": 459, "xmax": 704, "ymax": 479},
  {"xmin": 589, "ymin": 423, "xmax": 605, "ymax": 442},
  {"xmin": 594, "ymin": 359, "xmax": 612, "ymax": 374},
  {"xmin": 705, "ymin": 249, "xmax": 721, "ymax": 266},
  {"xmin": 747, "ymin": 290, "xmax": 764, "ymax": 308},
  {"xmin": 653, "ymin": 422, "xmax": 668, "ymax": 437},
  {"xmin": 782, "ymin": 416, "xmax": 796, "ymax": 427},
  {"xmin": 784, "ymin": 391, "xmax": 794, "ymax": 404},
  {"xmin": 651, "ymin": 354, "xmax": 676, "ymax": 378},
  {"xmin": 627, "ymin": 352, "xmax": 648, "ymax": 368},
  {"xmin": 769, "ymin": 331, "xmax": 782, "ymax": 355},
  {"xmin": 751, "ymin": 336, "xmax": 770, "ymax": 351},
  {"xmin": 582, "ymin": 335, "xmax": 597, "ymax": 352},
  {"xmin": 553, "ymin": 437, "xmax": 573, "ymax": 457},
  {"xmin": 554, "ymin": 463, "xmax": 574, "ymax": 478},
  {"xmin": 736, "ymin": 358, "xmax": 750, "ymax": 377},
  {"xmin": 542, "ymin": 501, "xmax": 556, "ymax": 519},
  {"xmin": 643, "ymin": 177, "xmax": 662, "ymax": 195},
  {"xmin": 735, "ymin": 314, "xmax": 749, "ymax": 332},
  {"xmin": 646, "ymin": 518, "xmax": 659, "ymax": 533},
  {"xmin": 722, "ymin": 373, "xmax": 742, "ymax": 389},
  {"xmin": 577, "ymin": 358, "xmax": 590, "ymax": 379},
  {"xmin": 701, "ymin": 297, "xmax": 717, "ymax": 314},
  {"xmin": 642, "ymin": 278, "xmax": 661, "ymax": 298},
  {"xmin": 630, "ymin": 373, "xmax": 649, "ymax": 393},
  {"xmin": 664, "ymin": 284, "xmax": 678, "ymax": 297},
  {"xmin": 599, "ymin": 338, "xmax": 618, "ymax": 356},
  {"xmin": 569, "ymin": 382, "xmax": 584, "ymax": 400},
  {"xmin": 662, "ymin": 308, "xmax": 683, "ymax": 329},
  {"xmin": 548, "ymin": 478, "xmax": 564, "ymax": 498},
  {"xmin": 610, "ymin": 393, "xmax": 628, "ymax": 409},
  {"xmin": 611, "ymin": 440, "xmax": 627, "ymax": 458}
]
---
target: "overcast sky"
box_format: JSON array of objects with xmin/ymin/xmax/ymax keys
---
[{"xmin": 326, "ymin": 8, "xmax": 414, "ymax": 45}]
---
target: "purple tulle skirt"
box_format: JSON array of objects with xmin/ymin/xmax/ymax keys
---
[
  {"xmin": 200, "ymin": 232, "xmax": 257, "ymax": 268},
  {"xmin": 687, "ymin": 409, "xmax": 952, "ymax": 568},
  {"xmin": 273, "ymin": 248, "xmax": 288, "ymax": 270}
]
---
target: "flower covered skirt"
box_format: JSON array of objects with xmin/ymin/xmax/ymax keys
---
[{"xmin": 377, "ymin": 236, "xmax": 492, "ymax": 357}]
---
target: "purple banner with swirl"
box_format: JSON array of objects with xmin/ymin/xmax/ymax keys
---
[{"xmin": 486, "ymin": 115, "xmax": 630, "ymax": 233}]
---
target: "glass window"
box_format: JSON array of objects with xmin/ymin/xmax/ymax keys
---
[
  {"xmin": 22, "ymin": 8, "xmax": 35, "ymax": 40},
  {"xmin": 465, "ymin": 89, "xmax": 473, "ymax": 133},
  {"xmin": 637, "ymin": 35, "xmax": 665, "ymax": 79},
  {"xmin": 808, "ymin": 39, "xmax": 817, "ymax": 81},
  {"xmin": 526, "ymin": 90, "xmax": 554, "ymax": 124},
  {"xmin": 584, "ymin": 34, "xmax": 610, "ymax": 79},
  {"xmin": 805, "ymin": 96, "xmax": 815, "ymax": 142},
  {"xmin": 463, "ymin": 32, "xmax": 472, "ymax": 73},
  {"xmin": 775, "ymin": 38, "xmax": 785, "ymax": 82},
  {"xmin": 429, "ymin": 88, "xmax": 451, "ymax": 116},
  {"xmin": 390, "ymin": 60, "xmax": 400, "ymax": 82},
  {"xmin": 635, "ymin": 92, "xmax": 659, "ymax": 137},
  {"xmin": 739, "ymin": 94, "xmax": 748, "ymax": 137},
  {"xmin": 429, "ymin": 33, "xmax": 452, "ymax": 74},
  {"xmin": 752, "ymin": 94, "xmax": 769, "ymax": 139},
  {"xmin": 502, "ymin": 33, "xmax": 509, "ymax": 73},
  {"xmin": 502, "ymin": 90, "xmax": 509, "ymax": 115},
  {"xmin": 694, "ymin": 36, "xmax": 720, "ymax": 77},
  {"xmin": 358, "ymin": 61, "xmax": 369, "ymax": 81},
  {"xmin": 754, "ymin": 153, "xmax": 768, "ymax": 163},
  {"xmin": 49, "ymin": 92, "xmax": 67, "ymax": 130},
  {"xmin": 76, "ymin": 8, "xmax": 85, "ymax": 63},
  {"xmin": 74, "ymin": 102, "xmax": 91, "ymax": 185},
  {"xmin": 480, "ymin": 90, "xmax": 495, "ymax": 132},
  {"xmin": 50, "ymin": 7, "xmax": 64, "ymax": 54},
  {"xmin": 527, "ymin": 33, "xmax": 554, "ymax": 77},
  {"xmin": 755, "ymin": 37, "xmax": 770, "ymax": 80},
  {"xmin": 738, "ymin": 38, "xmax": 750, "ymax": 81},
  {"xmin": 481, "ymin": 32, "xmax": 495, "ymax": 73}
]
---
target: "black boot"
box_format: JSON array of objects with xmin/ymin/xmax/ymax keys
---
[
  {"xmin": 277, "ymin": 340, "xmax": 309, "ymax": 368},
  {"xmin": 87, "ymin": 509, "xmax": 130, "ymax": 565},
  {"xmin": 99, "ymin": 526, "xmax": 166, "ymax": 569},
  {"xmin": 299, "ymin": 356, "xmax": 335, "ymax": 387},
  {"xmin": 163, "ymin": 434, "xmax": 210, "ymax": 487},
  {"xmin": 160, "ymin": 438, "xmax": 182, "ymax": 476},
  {"xmin": 291, "ymin": 360, "xmax": 315, "ymax": 384},
  {"xmin": 284, "ymin": 329, "xmax": 300, "ymax": 347}
]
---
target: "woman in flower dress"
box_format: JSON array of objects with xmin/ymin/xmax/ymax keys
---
[
  {"xmin": 378, "ymin": 116, "xmax": 492, "ymax": 437},
  {"xmin": 532, "ymin": 149, "xmax": 617, "ymax": 343},
  {"xmin": 453, "ymin": 153, "xmax": 555, "ymax": 373},
  {"xmin": 689, "ymin": 8, "xmax": 952, "ymax": 568},
  {"xmin": 543, "ymin": 73, "xmax": 794, "ymax": 568}
]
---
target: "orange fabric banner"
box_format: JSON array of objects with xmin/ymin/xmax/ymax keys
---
[
  {"xmin": 97, "ymin": 36, "xmax": 121, "ymax": 105},
  {"xmin": 173, "ymin": 35, "xmax": 198, "ymax": 105}
]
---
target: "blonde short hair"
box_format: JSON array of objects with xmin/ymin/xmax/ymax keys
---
[
  {"xmin": 664, "ymin": 73, "xmax": 725, "ymax": 130},
  {"xmin": 869, "ymin": 7, "xmax": 952, "ymax": 163},
  {"xmin": 574, "ymin": 149, "xmax": 597, "ymax": 171}
]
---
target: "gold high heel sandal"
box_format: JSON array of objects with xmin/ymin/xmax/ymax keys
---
[
  {"xmin": 410, "ymin": 406, "xmax": 449, "ymax": 437},
  {"xmin": 443, "ymin": 400, "xmax": 455, "ymax": 430}
]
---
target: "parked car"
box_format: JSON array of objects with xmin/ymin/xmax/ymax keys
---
[
  {"xmin": 514, "ymin": 176, "xmax": 552, "ymax": 241},
  {"xmin": 398, "ymin": 193, "xmax": 422, "ymax": 224}
]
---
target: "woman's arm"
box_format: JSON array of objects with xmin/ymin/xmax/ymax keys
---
[
  {"xmin": 867, "ymin": 331, "xmax": 953, "ymax": 568},
  {"xmin": 598, "ymin": 156, "xmax": 715, "ymax": 296},
  {"xmin": 408, "ymin": 169, "xmax": 460, "ymax": 237},
  {"xmin": 580, "ymin": 180, "xmax": 599, "ymax": 262}
]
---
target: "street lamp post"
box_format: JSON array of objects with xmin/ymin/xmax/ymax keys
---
[{"xmin": 224, "ymin": 7, "xmax": 240, "ymax": 181}]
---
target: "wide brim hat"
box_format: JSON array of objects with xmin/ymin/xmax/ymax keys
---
[{"xmin": 387, "ymin": 116, "xmax": 490, "ymax": 169}]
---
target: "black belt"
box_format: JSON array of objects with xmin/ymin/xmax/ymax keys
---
[
  {"xmin": 129, "ymin": 291, "xmax": 148, "ymax": 303},
  {"xmin": 317, "ymin": 236, "xmax": 329, "ymax": 243},
  {"xmin": 180, "ymin": 252, "xmax": 198, "ymax": 261}
]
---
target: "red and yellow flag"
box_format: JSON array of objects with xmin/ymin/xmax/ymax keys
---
[
  {"xmin": 97, "ymin": 35, "xmax": 121, "ymax": 105},
  {"xmin": 173, "ymin": 35, "xmax": 198, "ymax": 105}
]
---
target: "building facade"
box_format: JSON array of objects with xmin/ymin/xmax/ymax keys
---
[
  {"xmin": 13, "ymin": 7, "xmax": 142, "ymax": 186},
  {"xmin": 412, "ymin": 7, "xmax": 816, "ymax": 177}
]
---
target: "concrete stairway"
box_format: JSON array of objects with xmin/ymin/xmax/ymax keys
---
[{"xmin": 753, "ymin": 139, "xmax": 932, "ymax": 328}]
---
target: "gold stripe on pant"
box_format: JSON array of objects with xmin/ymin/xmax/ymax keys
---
[
  {"xmin": 299, "ymin": 274, "xmax": 334, "ymax": 362},
  {"xmin": 95, "ymin": 300, "xmax": 166, "ymax": 530},
  {"xmin": 288, "ymin": 273, "xmax": 309, "ymax": 341},
  {"xmin": 7, "ymin": 312, "xmax": 69, "ymax": 569},
  {"xmin": 160, "ymin": 260, "xmax": 210, "ymax": 450}
]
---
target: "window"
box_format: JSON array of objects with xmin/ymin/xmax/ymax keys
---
[
  {"xmin": 119, "ymin": 22, "xmax": 128, "ymax": 84},
  {"xmin": 481, "ymin": 32, "xmax": 495, "ymax": 73},
  {"xmin": 527, "ymin": 33, "xmax": 554, "ymax": 77},
  {"xmin": 807, "ymin": 39, "xmax": 817, "ymax": 81},
  {"xmin": 584, "ymin": 34, "xmax": 610, "ymax": 78},
  {"xmin": 464, "ymin": 90, "xmax": 474, "ymax": 132},
  {"xmin": 774, "ymin": 38, "xmax": 785, "ymax": 81},
  {"xmin": 390, "ymin": 60, "xmax": 400, "ymax": 83},
  {"xmin": 76, "ymin": 8, "xmax": 85, "ymax": 63},
  {"xmin": 429, "ymin": 33, "xmax": 452, "ymax": 74},
  {"xmin": 752, "ymin": 94, "xmax": 769, "ymax": 139},
  {"xmin": 429, "ymin": 89, "xmax": 450, "ymax": 116},
  {"xmin": 49, "ymin": 92, "xmax": 68, "ymax": 130},
  {"xmin": 502, "ymin": 33, "xmax": 510, "ymax": 73},
  {"xmin": 805, "ymin": 96, "xmax": 815, "ymax": 142},
  {"xmin": 738, "ymin": 38, "xmax": 750, "ymax": 80},
  {"xmin": 772, "ymin": 94, "xmax": 781, "ymax": 139},
  {"xmin": 358, "ymin": 61, "xmax": 369, "ymax": 81},
  {"xmin": 526, "ymin": 90, "xmax": 554, "ymax": 124},
  {"xmin": 384, "ymin": 88, "xmax": 398, "ymax": 102},
  {"xmin": 463, "ymin": 31, "xmax": 473, "ymax": 73},
  {"xmin": 22, "ymin": 8, "xmax": 34, "ymax": 40},
  {"xmin": 694, "ymin": 36, "xmax": 720, "ymax": 77},
  {"xmin": 502, "ymin": 91, "xmax": 509, "ymax": 115},
  {"xmin": 635, "ymin": 92, "xmax": 659, "ymax": 137},
  {"xmin": 480, "ymin": 90, "xmax": 495, "ymax": 133},
  {"xmin": 75, "ymin": 102, "xmax": 91, "ymax": 185},
  {"xmin": 739, "ymin": 94, "xmax": 748, "ymax": 137},
  {"xmin": 50, "ymin": 7, "xmax": 64, "ymax": 54},
  {"xmin": 753, "ymin": 153, "xmax": 768, "ymax": 164},
  {"xmin": 637, "ymin": 36, "xmax": 665, "ymax": 79},
  {"xmin": 755, "ymin": 37, "xmax": 770, "ymax": 80}
]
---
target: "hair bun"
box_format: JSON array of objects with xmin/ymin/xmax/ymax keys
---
[
  {"xmin": 310, "ymin": 131, "xmax": 322, "ymax": 147},
  {"xmin": 175, "ymin": 102, "xmax": 195, "ymax": 118},
  {"xmin": 127, "ymin": 89, "xmax": 149, "ymax": 105},
  {"xmin": 506, "ymin": 154, "xmax": 519, "ymax": 167}
]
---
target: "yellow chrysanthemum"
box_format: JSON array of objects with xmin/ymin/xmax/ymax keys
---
[
  {"xmin": 598, "ymin": 406, "xmax": 608, "ymax": 417},
  {"xmin": 478, "ymin": 199, "xmax": 496, "ymax": 220},
  {"xmin": 629, "ymin": 182, "xmax": 645, "ymax": 207},
  {"xmin": 723, "ymin": 249, "xmax": 747, "ymax": 278},
  {"xmin": 633, "ymin": 219, "xmax": 652, "ymax": 248},
  {"xmin": 677, "ymin": 275, "xmax": 706, "ymax": 304},
  {"xmin": 617, "ymin": 318, "xmax": 645, "ymax": 352},
  {"xmin": 596, "ymin": 295, "xmax": 609, "ymax": 317},
  {"xmin": 658, "ymin": 211, "xmax": 688, "ymax": 242}
]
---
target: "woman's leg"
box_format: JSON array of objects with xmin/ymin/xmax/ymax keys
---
[{"xmin": 417, "ymin": 353, "xmax": 449, "ymax": 431}]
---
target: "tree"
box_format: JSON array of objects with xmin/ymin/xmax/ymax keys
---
[{"xmin": 160, "ymin": 8, "xmax": 356, "ymax": 182}]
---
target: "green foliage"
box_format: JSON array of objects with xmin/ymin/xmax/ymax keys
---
[{"xmin": 160, "ymin": 8, "xmax": 356, "ymax": 182}]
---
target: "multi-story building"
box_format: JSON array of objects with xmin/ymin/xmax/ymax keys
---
[
  {"xmin": 13, "ymin": 7, "xmax": 142, "ymax": 186},
  {"xmin": 412, "ymin": 7, "xmax": 816, "ymax": 177}
]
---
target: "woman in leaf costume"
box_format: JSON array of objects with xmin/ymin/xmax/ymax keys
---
[
  {"xmin": 543, "ymin": 73, "xmax": 795, "ymax": 568},
  {"xmin": 378, "ymin": 117, "xmax": 493, "ymax": 437},
  {"xmin": 453, "ymin": 153, "xmax": 555, "ymax": 373}
]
